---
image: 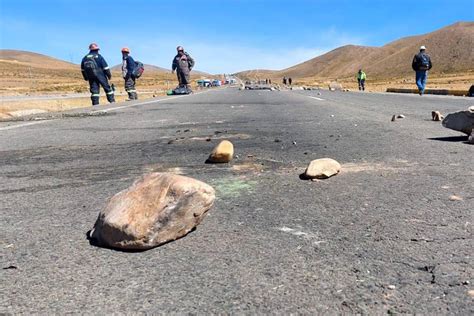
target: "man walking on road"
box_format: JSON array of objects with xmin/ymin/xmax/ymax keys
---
[
  {"xmin": 412, "ymin": 45, "xmax": 432, "ymax": 95},
  {"xmin": 81, "ymin": 43, "xmax": 115, "ymax": 106},
  {"xmin": 172, "ymin": 46, "xmax": 195, "ymax": 92},
  {"xmin": 357, "ymin": 69, "xmax": 366, "ymax": 91},
  {"xmin": 121, "ymin": 47, "xmax": 138, "ymax": 100}
]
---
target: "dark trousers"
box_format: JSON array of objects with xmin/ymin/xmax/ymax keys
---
[
  {"xmin": 177, "ymin": 69, "xmax": 191, "ymax": 87},
  {"xmin": 89, "ymin": 74, "xmax": 115, "ymax": 105},
  {"xmin": 358, "ymin": 79, "xmax": 365, "ymax": 91},
  {"xmin": 124, "ymin": 76, "xmax": 137, "ymax": 100}
]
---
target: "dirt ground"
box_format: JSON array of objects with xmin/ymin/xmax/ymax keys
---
[
  {"xmin": 292, "ymin": 72, "xmax": 474, "ymax": 92},
  {"xmin": 0, "ymin": 68, "xmax": 217, "ymax": 119}
]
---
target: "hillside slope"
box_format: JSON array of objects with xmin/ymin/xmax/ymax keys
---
[
  {"xmin": 0, "ymin": 49, "xmax": 78, "ymax": 70},
  {"xmin": 237, "ymin": 22, "xmax": 474, "ymax": 80}
]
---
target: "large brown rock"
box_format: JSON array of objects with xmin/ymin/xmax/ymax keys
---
[
  {"xmin": 207, "ymin": 140, "xmax": 234, "ymax": 163},
  {"xmin": 90, "ymin": 173, "xmax": 216, "ymax": 250},
  {"xmin": 442, "ymin": 106, "xmax": 474, "ymax": 135},
  {"xmin": 304, "ymin": 158, "xmax": 341, "ymax": 179}
]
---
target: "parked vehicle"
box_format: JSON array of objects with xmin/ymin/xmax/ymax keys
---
[{"xmin": 197, "ymin": 79, "xmax": 211, "ymax": 87}]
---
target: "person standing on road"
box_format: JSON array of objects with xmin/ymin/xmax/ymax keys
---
[
  {"xmin": 80, "ymin": 43, "xmax": 115, "ymax": 106},
  {"xmin": 283, "ymin": 77, "xmax": 287, "ymax": 85},
  {"xmin": 288, "ymin": 77, "xmax": 293, "ymax": 86},
  {"xmin": 357, "ymin": 69, "xmax": 366, "ymax": 91},
  {"xmin": 172, "ymin": 46, "xmax": 195, "ymax": 92},
  {"xmin": 412, "ymin": 45, "xmax": 432, "ymax": 95},
  {"xmin": 121, "ymin": 47, "xmax": 138, "ymax": 100}
]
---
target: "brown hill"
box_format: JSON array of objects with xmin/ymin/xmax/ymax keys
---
[
  {"xmin": 0, "ymin": 49, "xmax": 211, "ymax": 95},
  {"xmin": 111, "ymin": 63, "xmax": 169, "ymax": 73},
  {"xmin": 237, "ymin": 22, "xmax": 474, "ymax": 80},
  {"xmin": 0, "ymin": 49, "xmax": 78, "ymax": 70}
]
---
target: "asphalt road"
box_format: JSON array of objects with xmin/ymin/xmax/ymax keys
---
[{"xmin": 1, "ymin": 88, "xmax": 472, "ymax": 314}]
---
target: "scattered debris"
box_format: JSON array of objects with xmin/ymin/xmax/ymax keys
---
[
  {"xmin": 391, "ymin": 114, "xmax": 405, "ymax": 121},
  {"xmin": 89, "ymin": 173, "xmax": 216, "ymax": 250},
  {"xmin": 328, "ymin": 82, "xmax": 343, "ymax": 91},
  {"xmin": 207, "ymin": 140, "xmax": 234, "ymax": 163},
  {"xmin": 274, "ymin": 139, "xmax": 282, "ymax": 143},
  {"xmin": 3, "ymin": 265, "xmax": 18, "ymax": 270},
  {"xmin": 304, "ymin": 158, "xmax": 341, "ymax": 179},
  {"xmin": 442, "ymin": 106, "xmax": 474, "ymax": 135},
  {"xmin": 431, "ymin": 111, "xmax": 444, "ymax": 121},
  {"xmin": 449, "ymin": 195, "xmax": 463, "ymax": 201}
]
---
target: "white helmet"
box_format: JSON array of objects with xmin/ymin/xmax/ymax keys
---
[{"xmin": 420, "ymin": 45, "xmax": 426, "ymax": 50}]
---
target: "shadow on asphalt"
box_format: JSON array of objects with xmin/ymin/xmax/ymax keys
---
[
  {"xmin": 428, "ymin": 136, "xmax": 469, "ymax": 143},
  {"xmin": 86, "ymin": 227, "xmax": 198, "ymax": 253}
]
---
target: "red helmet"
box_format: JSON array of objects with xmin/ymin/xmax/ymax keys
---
[
  {"xmin": 177, "ymin": 46, "xmax": 184, "ymax": 52},
  {"xmin": 121, "ymin": 47, "xmax": 130, "ymax": 53},
  {"xmin": 89, "ymin": 43, "xmax": 100, "ymax": 50}
]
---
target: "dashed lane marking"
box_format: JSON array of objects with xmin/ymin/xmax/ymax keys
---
[
  {"xmin": 308, "ymin": 96, "xmax": 325, "ymax": 101},
  {"xmin": 95, "ymin": 89, "xmax": 213, "ymax": 113},
  {"xmin": 0, "ymin": 120, "xmax": 50, "ymax": 131}
]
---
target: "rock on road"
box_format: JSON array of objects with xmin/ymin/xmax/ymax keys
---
[{"xmin": 1, "ymin": 88, "xmax": 472, "ymax": 314}]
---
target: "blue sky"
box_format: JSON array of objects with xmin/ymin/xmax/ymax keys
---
[{"xmin": 0, "ymin": 0, "xmax": 473, "ymax": 73}]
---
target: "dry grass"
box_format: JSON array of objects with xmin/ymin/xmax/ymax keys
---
[{"xmin": 0, "ymin": 58, "xmax": 217, "ymax": 118}]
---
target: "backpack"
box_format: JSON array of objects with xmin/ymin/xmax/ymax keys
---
[
  {"xmin": 132, "ymin": 61, "xmax": 144, "ymax": 78},
  {"xmin": 418, "ymin": 53, "xmax": 430, "ymax": 70},
  {"xmin": 83, "ymin": 55, "xmax": 99, "ymax": 78}
]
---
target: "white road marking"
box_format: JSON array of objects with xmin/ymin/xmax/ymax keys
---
[
  {"xmin": 0, "ymin": 120, "xmax": 50, "ymax": 131},
  {"xmin": 308, "ymin": 96, "xmax": 325, "ymax": 101},
  {"xmin": 97, "ymin": 90, "xmax": 212, "ymax": 113},
  {"xmin": 0, "ymin": 90, "xmax": 214, "ymax": 131}
]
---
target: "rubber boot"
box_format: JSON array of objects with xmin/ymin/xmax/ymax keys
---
[{"xmin": 106, "ymin": 93, "xmax": 115, "ymax": 103}]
